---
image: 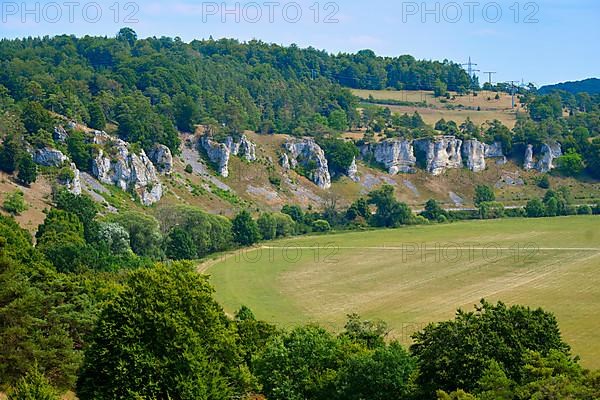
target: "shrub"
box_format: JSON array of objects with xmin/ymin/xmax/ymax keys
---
[
  {"xmin": 232, "ymin": 210, "xmax": 260, "ymax": 246},
  {"xmin": 3, "ymin": 190, "xmax": 28, "ymax": 215},
  {"xmin": 537, "ymin": 175, "xmax": 550, "ymax": 189},
  {"xmin": 17, "ymin": 155, "xmax": 37, "ymax": 186},
  {"xmin": 577, "ymin": 205, "xmax": 592, "ymax": 215},
  {"xmin": 312, "ymin": 219, "xmax": 331, "ymax": 232},
  {"xmin": 8, "ymin": 368, "xmax": 59, "ymax": 400},
  {"xmin": 184, "ymin": 164, "xmax": 193, "ymax": 174},
  {"xmin": 437, "ymin": 214, "xmax": 448, "ymax": 224},
  {"xmin": 525, "ymin": 198, "xmax": 546, "ymax": 218}
]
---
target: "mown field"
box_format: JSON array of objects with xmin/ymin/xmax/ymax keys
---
[
  {"xmin": 205, "ymin": 216, "xmax": 600, "ymax": 368},
  {"xmin": 352, "ymin": 88, "xmax": 521, "ymax": 127}
]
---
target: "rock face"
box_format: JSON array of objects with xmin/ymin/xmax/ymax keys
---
[
  {"xmin": 91, "ymin": 132, "xmax": 163, "ymax": 206},
  {"xmin": 484, "ymin": 142, "xmax": 507, "ymax": 165},
  {"xmin": 53, "ymin": 126, "xmax": 68, "ymax": 142},
  {"xmin": 64, "ymin": 163, "xmax": 82, "ymax": 195},
  {"xmin": 537, "ymin": 142, "xmax": 562, "ymax": 173},
  {"xmin": 347, "ymin": 157, "xmax": 359, "ymax": 182},
  {"xmin": 200, "ymin": 134, "xmax": 258, "ymax": 177},
  {"xmin": 414, "ymin": 136, "xmax": 463, "ymax": 176},
  {"xmin": 148, "ymin": 144, "xmax": 173, "ymax": 174},
  {"xmin": 200, "ymin": 136, "xmax": 231, "ymax": 177},
  {"xmin": 363, "ymin": 138, "xmax": 417, "ymax": 175},
  {"xmin": 33, "ymin": 147, "xmax": 68, "ymax": 167},
  {"xmin": 282, "ymin": 138, "xmax": 331, "ymax": 189},
  {"xmin": 280, "ymin": 153, "xmax": 291, "ymax": 170},
  {"xmin": 524, "ymin": 145, "xmax": 535, "ymax": 170},
  {"xmin": 462, "ymin": 139, "xmax": 486, "ymax": 172},
  {"xmin": 523, "ymin": 142, "xmax": 562, "ymax": 173},
  {"xmin": 226, "ymin": 135, "xmax": 257, "ymax": 162}
]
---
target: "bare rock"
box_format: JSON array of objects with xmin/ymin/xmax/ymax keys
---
[
  {"xmin": 347, "ymin": 157, "xmax": 360, "ymax": 182},
  {"xmin": 33, "ymin": 147, "xmax": 68, "ymax": 167},
  {"xmin": 462, "ymin": 139, "xmax": 486, "ymax": 172},
  {"xmin": 537, "ymin": 142, "xmax": 562, "ymax": 173},
  {"xmin": 414, "ymin": 136, "xmax": 463, "ymax": 176},
  {"xmin": 200, "ymin": 135, "xmax": 231, "ymax": 177},
  {"xmin": 53, "ymin": 126, "xmax": 68, "ymax": 142},
  {"xmin": 91, "ymin": 132, "xmax": 163, "ymax": 205},
  {"xmin": 148, "ymin": 144, "xmax": 173, "ymax": 174},
  {"xmin": 283, "ymin": 138, "xmax": 331, "ymax": 189},
  {"xmin": 524, "ymin": 144, "xmax": 535, "ymax": 170},
  {"xmin": 484, "ymin": 142, "xmax": 507, "ymax": 165},
  {"xmin": 365, "ymin": 138, "xmax": 416, "ymax": 174}
]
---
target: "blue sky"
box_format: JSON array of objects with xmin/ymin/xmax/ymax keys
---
[{"xmin": 1, "ymin": 0, "xmax": 598, "ymax": 86}]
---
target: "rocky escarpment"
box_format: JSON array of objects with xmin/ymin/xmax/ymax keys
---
[
  {"xmin": 58, "ymin": 163, "xmax": 82, "ymax": 195},
  {"xmin": 91, "ymin": 131, "xmax": 163, "ymax": 206},
  {"xmin": 199, "ymin": 134, "xmax": 258, "ymax": 177},
  {"xmin": 33, "ymin": 147, "xmax": 68, "ymax": 167},
  {"xmin": 523, "ymin": 142, "xmax": 562, "ymax": 173},
  {"xmin": 414, "ymin": 136, "xmax": 463, "ymax": 176},
  {"xmin": 462, "ymin": 139, "xmax": 486, "ymax": 172},
  {"xmin": 484, "ymin": 142, "xmax": 508, "ymax": 165},
  {"xmin": 361, "ymin": 138, "xmax": 416, "ymax": 174},
  {"xmin": 281, "ymin": 138, "xmax": 331, "ymax": 189},
  {"xmin": 347, "ymin": 157, "xmax": 360, "ymax": 182},
  {"xmin": 148, "ymin": 144, "xmax": 173, "ymax": 174}
]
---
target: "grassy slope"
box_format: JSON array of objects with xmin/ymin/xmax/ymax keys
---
[{"xmin": 206, "ymin": 216, "xmax": 600, "ymax": 368}]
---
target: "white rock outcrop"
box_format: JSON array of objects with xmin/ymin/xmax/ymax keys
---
[
  {"xmin": 200, "ymin": 134, "xmax": 258, "ymax": 177},
  {"xmin": 33, "ymin": 147, "xmax": 68, "ymax": 167},
  {"xmin": 64, "ymin": 163, "xmax": 82, "ymax": 195},
  {"xmin": 363, "ymin": 138, "xmax": 417, "ymax": 175},
  {"xmin": 414, "ymin": 136, "xmax": 463, "ymax": 176},
  {"xmin": 537, "ymin": 142, "xmax": 562, "ymax": 173},
  {"xmin": 91, "ymin": 132, "xmax": 163, "ymax": 206},
  {"xmin": 462, "ymin": 139, "xmax": 486, "ymax": 172},
  {"xmin": 282, "ymin": 138, "xmax": 331, "ymax": 189},
  {"xmin": 347, "ymin": 157, "xmax": 360, "ymax": 182},
  {"xmin": 484, "ymin": 142, "xmax": 507, "ymax": 165},
  {"xmin": 524, "ymin": 145, "xmax": 535, "ymax": 170},
  {"xmin": 53, "ymin": 126, "xmax": 68, "ymax": 142},
  {"xmin": 148, "ymin": 144, "xmax": 173, "ymax": 174},
  {"xmin": 200, "ymin": 136, "xmax": 231, "ymax": 177}
]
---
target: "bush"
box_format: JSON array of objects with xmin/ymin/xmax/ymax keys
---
[
  {"xmin": 537, "ymin": 175, "xmax": 550, "ymax": 189},
  {"xmin": 414, "ymin": 215, "xmax": 430, "ymax": 225},
  {"xmin": 8, "ymin": 368, "xmax": 59, "ymax": 400},
  {"xmin": 232, "ymin": 210, "xmax": 260, "ymax": 246},
  {"xmin": 17, "ymin": 155, "xmax": 37, "ymax": 186},
  {"xmin": 3, "ymin": 190, "xmax": 28, "ymax": 215},
  {"xmin": 577, "ymin": 205, "xmax": 593, "ymax": 215},
  {"xmin": 437, "ymin": 214, "xmax": 448, "ymax": 224},
  {"xmin": 184, "ymin": 164, "xmax": 193, "ymax": 174},
  {"xmin": 525, "ymin": 198, "xmax": 546, "ymax": 218},
  {"xmin": 312, "ymin": 219, "xmax": 331, "ymax": 232}
]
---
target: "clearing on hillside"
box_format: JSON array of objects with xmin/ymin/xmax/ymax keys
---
[
  {"xmin": 352, "ymin": 89, "xmax": 522, "ymax": 127},
  {"xmin": 205, "ymin": 216, "xmax": 600, "ymax": 368}
]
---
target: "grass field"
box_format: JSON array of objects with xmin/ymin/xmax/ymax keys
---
[
  {"xmin": 205, "ymin": 216, "xmax": 600, "ymax": 368},
  {"xmin": 352, "ymin": 89, "xmax": 521, "ymax": 127}
]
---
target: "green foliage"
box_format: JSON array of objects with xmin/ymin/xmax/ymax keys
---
[
  {"xmin": 478, "ymin": 201, "xmax": 505, "ymax": 220},
  {"xmin": 87, "ymin": 101, "xmax": 106, "ymax": 130},
  {"xmin": 411, "ymin": 300, "xmax": 570, "ymax": 396},
  {"xmin": 346, "ymin": 198, "xmax": 370, "ymax": 221},
  {"xmin": 421, "ymin": 199, "xmax": 446, "ymax": 221},
  {"xmin": 3, "ymin": 190, "xmax": 28, "ymax": 215},
  {"xmin": 184, "ymin": 163, "xmax": 193, "ymax": 173},
  {"xmin": 273, "ymin": 213, "xmax": 295, "ymax": 238},
  {"xmin": 235, "ymin": 306, "xmax": 278, "ymax": 368},
  {"xmin": 577, "ymin": 205, "xmax": 593, "ymax": 215},
  {"xmin": 77, "ymin": 262, "xmax": 246, "ymax": 400},
  {"xmin": 17, "ymin": 155, "xmax": 37, "ymax": 186},
  {"xmin": 156, "ymin": 205, "xmax": 233, "ymax": 258},
  {"xmin": 525, "ymin": 198, "xmax": 546, "ymax": 218},
  {"xmin": 341, "ymin": 313, "xmax": 388, "ymax": 350},
  {"xmin": 537, "ymin": 174, "xmax": 550, "ymax": 189},
  {"xmin": 21, "ymin": 101, "xmax": 54, "ymax": 134},
  {"xmin": 474, "ymin": 185, "xmax": 495, "ymax": 206},
  {"xmin": 106, "ymin": 211, "xmax": 163, "ymax": 259},
  {"xmin": 254, "ymin": 325, "xmax": 342, "ymax": 400},
  {"xmin": 0, "ymin": 132, "xmax": 25, "ymax": 174},
  {"xmin": 96, "ymin": 222, "xmax": 131, "ymax": 255},
  {"xmin": 368, "ymin": 185, "xmax": 413, "ymax": 227},
  {"xmin": 165, "ymin": 227, "xmax": 197, "ymax": 260},
  {"xmin": 36, "ymin": 209, "xmax": 87, "ymax": 273},
  {"xmin": 53, "ymin": 189, "xmax": 97, "ymax": 241},
  {"xmin": 232, "ymin": 210, "xmax": 260, "ymax": 246},
  {"xmin": 312, "ymin": 219, "xmax": 331, "ymax": 232},
  {"xmin": 557, "ymin": 149, "xmax": 585, "ymax": 176},
  {"xmin": 66, "ymin": 130, "xmax": 93, "ymax": 171},
  {"xmin": 336, "ymin": 342, "xmax": 415, "ymax": 400},
  {"xmin": 257, "ymin": 213, "xmax": 277, "ymax": 240},
  {"xmin": 7, "ymin": 368, "xmax": 59, "ymax": 400},
  {"xmin": 282, "ymin": 204, "xmax": 304, "ymax": 223},
  {"xmin": 317, "ymin": 138, "xmax": 359, "ymax": 177}
]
